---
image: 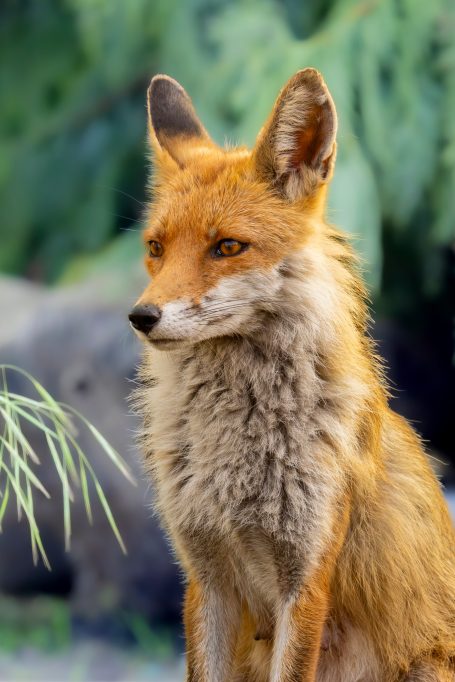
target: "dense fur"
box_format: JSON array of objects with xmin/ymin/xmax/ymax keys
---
[{"xmin": 131, "ymin": 70, "xmax": 455, "ymax": 681}]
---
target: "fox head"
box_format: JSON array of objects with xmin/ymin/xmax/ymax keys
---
[{"xmin": 129, "ymin": 69, "xmax": 338, "ymax": 349}]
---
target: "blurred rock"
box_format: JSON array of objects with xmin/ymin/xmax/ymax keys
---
[
  {"xmin": 0, "ymin": 277, "xmax": 47, "ymax": 346},
  {"xmin": 0, "ymin": 276, "xmax": 182, "ymax": 633}
]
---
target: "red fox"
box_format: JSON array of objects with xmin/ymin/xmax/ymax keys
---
[{"xmin": 130, "ymin": 69, "xmax": 455, "ymax": 681}]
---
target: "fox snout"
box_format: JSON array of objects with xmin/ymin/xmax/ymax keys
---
[{"xmin": 128, "ymin": 304, "xmax": 162, "ymax": 335}]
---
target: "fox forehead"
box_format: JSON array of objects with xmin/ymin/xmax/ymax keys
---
[
  {"xmin": 138, "ymin": 150, "xmax": 317, "ymax": 307},
  {"xmin": 144, "ymin": 152, "xmax": 311, "ymax": 251}
]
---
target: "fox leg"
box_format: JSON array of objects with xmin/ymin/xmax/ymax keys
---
[
  {"xmin": 183, "ymin": 576, "xmax": 241, "ymax": 682},
  {"xmin": 270, "ymin": 497, "xmax": 351, "ymax": 682},
  {"xmin": 270, "ymin": 568, "xmax": 330, "ymax": 682}
]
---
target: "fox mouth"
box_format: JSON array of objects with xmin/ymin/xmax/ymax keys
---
[{"xmin": 148, "ymin": 337, "xmax": 187, "ymax": 349}]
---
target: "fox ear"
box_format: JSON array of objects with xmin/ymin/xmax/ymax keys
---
[
  {"xmin": 147, "ymin": 75, "xmax": 213, "ymax": 167},
  {"xmin": 253, "ymin": 69, "xmax": 337, "ymax": 201}
]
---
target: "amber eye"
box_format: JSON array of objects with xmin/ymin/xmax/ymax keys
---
[
  {"xmin": 148, "ymin": 240, "xmax": 163, "ymax": 258},
  {"xmin": 214, "ymin": 239, "xmax": 248, "ymax": 258}
]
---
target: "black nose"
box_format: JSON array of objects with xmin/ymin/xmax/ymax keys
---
[{"xmin": 128, "ymin": 304, "xmax": 162, "ymax": 334}]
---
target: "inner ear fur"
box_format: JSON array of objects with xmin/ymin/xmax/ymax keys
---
[
  {"xmin": 147, "ymin": 75, "xmax": 214, "ymax": 167},
  {"xmin": 254, "ymin": 68, "xmax": 338, "ymax": 201}
]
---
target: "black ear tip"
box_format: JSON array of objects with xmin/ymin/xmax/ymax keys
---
[
  {"xmin": 148, "ymin": 75, "xmax": 187, "ymax": 104},
  {"xmin": 147, "ymin": 74, "xmax": 206, "ymax": 142}
]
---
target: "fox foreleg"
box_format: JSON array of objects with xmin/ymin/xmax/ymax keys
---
[
  {"xmin": 270, "ymin": 570, "xmax": 330, "ymax": 682},
  {"xmin": 270, "ymin": 497, "xmax": 351, "ymax": 682},
  {"xmin": 184, "ymin": 577, "xmax": 241, "ymax": 682}
]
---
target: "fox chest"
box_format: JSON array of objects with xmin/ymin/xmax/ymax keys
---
[
  {"xmin": 152, "ymin": 358, "xmax": 305, "ymax": 524},
  {"xmin": 145, "ymin": 348, "xmax": 339, "ymax": 592},
  {"xmin": 154, "ymin": 438, "xmax": 333, "ymax": 619}
]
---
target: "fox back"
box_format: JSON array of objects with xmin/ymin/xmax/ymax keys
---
[{"xmin": 131, "ymin": 70, "xmax": 455, "ymax": 682}]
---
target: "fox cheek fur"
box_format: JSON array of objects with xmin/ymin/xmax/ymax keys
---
[
  {"xmin": 131, "ymin": 268, "xmax": 284, "ymax": 345},
  {"xmin": 131, "ymin": 70, "xmax": 455, "ymax": 682}
]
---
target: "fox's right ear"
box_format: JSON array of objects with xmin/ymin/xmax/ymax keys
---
[
  {"xmin": 253, "ymin": 68, "xmax": 337, "ymax": 202},
  {"xmin": 147, "ymin": 75, "xmax": 214, "ymax": 168}
]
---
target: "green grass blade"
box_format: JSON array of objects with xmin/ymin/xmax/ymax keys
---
[
  {"xmin": 25, "ymin": 473, "xmax": 38, "ymax": 565},
  {"xmin": 8, "ymin": 402, "xmax": 67, "ymax": 441},
  {"xmin": 79, "ymin": 456, "xmax": 93, "ymax": 525},
  {"xmin": 0, "ymin": 436, "xmax": 49, "ymax": 499},
  {"xmin": 0, "ymin": 406, "xmax": 41, "ymax": 465},
  {"xmin": 1, "ymin": 383, "xmax": 21, "ymax": 520},
  {"xmin": 62, "ymin": 404, "xmax": 135, "ymax": 485},
  {"xmin": 0, "ymin": 365, "xmax": 131, "ymax": 561},
  {"xmin": 2, "ymin": 462, "xmax": 50, "ymax": 569},
  {"xmin": 93, "ymin": 480, "xmax": 127, "ymax": 554},
  {"xmin": 42, "ymin": 427, "xmax": 74, "ymax": 503},
  {"xmin": 0, "ymin": 479, "xmax": 10, "ymax": 530},
  {"xmin": 54, "ymin": 422, "xmax": 78, "ymax": 484},
  {"xmin": 1, "ymin": 365, "xmax": 68, "ymax": 424},
  {"xmin": 87, "ymin": 422, "xmax": 134, "ymax": 483}
]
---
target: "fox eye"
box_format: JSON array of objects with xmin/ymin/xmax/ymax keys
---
[
  {"xmin": 148, "ymin": 240, "xmax": 163, "ymax": 258},
  {"xmin": 214, "ymin": 239, "xmax": 248, "ymax": 258}
]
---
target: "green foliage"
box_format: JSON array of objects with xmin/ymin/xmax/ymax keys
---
[
  {"xmin": 0, "ymin": 365, "xmax": 135, "ymax": 566},
  {"xmin": 161, "ymin": 0, "xmax": 454, "ymax": 293},
  {"xmin": 1, "ymin": 0, "xmax": 454, "ymax": 308},
  {"xmin": 0, "ymin": 595, "xmax": 174, "ymax": 659},
  {"xmin": 0, "ymin": 0, "xmax": 175, "ymax": 279},
  {"xmin": 0, "ymin": 596, "xmax": 70, "ymax": 653}
]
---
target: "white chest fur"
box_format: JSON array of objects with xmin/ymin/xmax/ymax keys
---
[{"xmin": 136, "ymin": 326, "xmax": 345, "ymax": 607}]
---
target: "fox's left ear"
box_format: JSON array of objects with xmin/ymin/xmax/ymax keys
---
[
  {"xmin": 253, "ymin": 68, "xmax": 337, "ymax": 201},
  {"xmin": 147, "ymin": 75, "xmax": 214, "ymax": 168}
]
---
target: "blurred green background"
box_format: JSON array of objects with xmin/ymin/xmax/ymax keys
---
[
  {"xmin": 2, "ymin": 0, "xmax": 454, "ymax": 303},
  {"xmin": 0, "ymin": 0, "xmax": 454, "ymax": 679}
]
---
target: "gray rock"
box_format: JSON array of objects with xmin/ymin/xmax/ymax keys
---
[{"xmin": 0, "ymin": 277, "xmax": 181, "ymax": 631}]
